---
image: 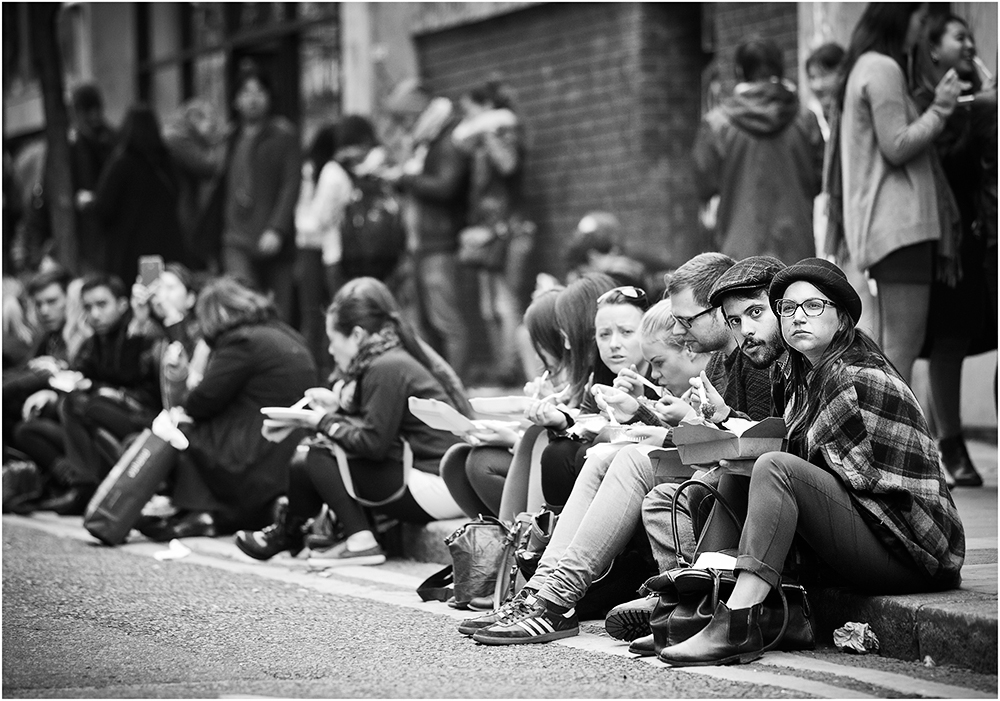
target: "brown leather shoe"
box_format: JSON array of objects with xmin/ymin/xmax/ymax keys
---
[{"xmin": 658, "ymin": 601, "xmax": 765, "ymax": 667}]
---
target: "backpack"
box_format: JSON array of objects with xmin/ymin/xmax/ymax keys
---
[{"xmin": 340, "ymin": 174, "xmax": 406, "ymax": 281}]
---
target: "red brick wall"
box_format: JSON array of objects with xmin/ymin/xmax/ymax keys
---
[{"xmin": 414, "ymin": 2, "xmax": 710, "ymax": 280}]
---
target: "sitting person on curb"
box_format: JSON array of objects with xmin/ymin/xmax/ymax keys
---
[
  {"xmin": 235, "ymin": 276, "xmax": 468, "ymax": 566},
  {"xmin": 657, "ymin": 258, "xmax": 965, "ymax": 667},
  {"xmin": 459, "ymin": 254, "xmax": 789, "ymax": 646},
  {"xmin": 42, "ymin": 274, "xmax": 163, "ymax": 515},
  {"xmin": 441, "ymin": 287, "xmax": 567, "ymax": 521},
  {"xmin": 622, "ymin": 255, "xmax": 791, "ymax": 654},
  {"xmin": 460, "ymin": 297, "xmax": 709, "ymax": 645},
  {"xmin": 4, "ymin": 267, "xmax": 73, "ymax": 439},
  {"xmin": 129, "ymin": 262, "xmax": 208, "ymax": 408},
  {"xmin": 136, "ymin": 277, "xmax": 317, "ymax": 541}
]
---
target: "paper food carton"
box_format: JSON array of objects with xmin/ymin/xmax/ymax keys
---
[
  {"xmin": 672, "ymin": 417, "xmax": 786, "ymax": 466},
  {"xmin": 408, "ymin": 396, "xmax": 478, "ymax": 437}
]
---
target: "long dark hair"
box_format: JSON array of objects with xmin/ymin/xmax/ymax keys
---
[
  {"xmin": 306, "ymin": 124, "xmax": 337, "ymax": 186},
  {"xmin": 835, "ymin": 3, "xmax": 923, "ymax": 111},
  {"xmin": 327, "ymin": 277, "xmax": 473, "ymax": 416},
  {"xmin": 784, "ymin": 307, "xmax": 888, "ymax": 445},
  {"xmin": 117, "ymin": 104, "xmax": 178, "ymax": 192},
  {"xmin": 554, "ymin": 272, "xmax": 618, "ymax": 406},
  {"xmin": 524, "ymin": 287, "xmax": 566, "ymax": 376}
]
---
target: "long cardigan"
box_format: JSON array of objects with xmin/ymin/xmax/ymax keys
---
[{"xmin": 840, "ymin": 52, "xmax": 948, "ymax": 271}]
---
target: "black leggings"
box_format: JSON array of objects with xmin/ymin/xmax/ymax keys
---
[
  {"xmin": 288, "ymin": 447, "xmax": 433, "ymax": 537},
  {"xmin": 13, "ymin": 418, "xmax": 66, "ymax": 473},
  {"xmin": 439, "ymin": 443, "xmax": 512, "ymax": 519},
  {"xmin": 539, "ymin": 437, "xmax": 590, "ymax": 510}
]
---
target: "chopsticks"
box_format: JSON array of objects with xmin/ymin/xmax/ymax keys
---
[{"xmin": 291, "ymin": 396, "xmax": 311, "ymax": 410}]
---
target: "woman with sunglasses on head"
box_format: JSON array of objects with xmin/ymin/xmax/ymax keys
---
[
  {"xmin": 658, "ymin": 258, "xmax": 964, "ymax": 667},
  {"xmin": 530, "ymin": 280, "xmax": 660, "ymax": 510}
]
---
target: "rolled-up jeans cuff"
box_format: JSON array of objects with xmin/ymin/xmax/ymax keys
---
[{"xmin": 735, "ymin": 554, "xmax": 781, "ymax": 589}]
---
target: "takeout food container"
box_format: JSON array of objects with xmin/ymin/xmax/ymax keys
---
[{"xmin": 672, "ymin": 417, "xmax": 786, "ymax": 465}]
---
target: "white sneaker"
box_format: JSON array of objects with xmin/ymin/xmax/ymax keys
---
[{"xmin": 307, "ymin": 540, "xmax": 386, "ymax": 569}]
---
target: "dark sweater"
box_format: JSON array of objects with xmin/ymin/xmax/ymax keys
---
[{"xmin": 323, "ymin": 347, "xmax": 463, "ymax": 473}]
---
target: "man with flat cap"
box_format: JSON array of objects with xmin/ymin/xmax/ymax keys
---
[{"xmin": 606, "ymin": 255, "xmax": 793, "ymax": 652}]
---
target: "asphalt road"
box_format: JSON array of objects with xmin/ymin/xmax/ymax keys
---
[{"xmin": 3, "ymin": 517, "xmax": 996, "ymax": 699}]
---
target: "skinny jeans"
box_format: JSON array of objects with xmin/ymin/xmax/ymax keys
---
[
  {"xmin": 529, "ymin": 444, "xmax": 657, "ymax": 610},
  {"xmin": 706, "ymin": 451, "xmax": 934, "ymax": 593}
]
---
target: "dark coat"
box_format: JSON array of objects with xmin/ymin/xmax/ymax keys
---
[
  {"xmin": 91, "ymin": 148, "xmax": 186, "ymax": 284},
  {"xmin": 399, "ymin": 117, "xmax": 471, "ymax": 255},
  {"xmin": 70, "ymin": 311, "xmax": 163, "ymax": 415},
  {"xmin": 181, "ymin": 320, "xmax": 317, "ymax": 523},
  {"xmin": 199, "ymin": 117, "xmax": 301, "ymax": 264}
]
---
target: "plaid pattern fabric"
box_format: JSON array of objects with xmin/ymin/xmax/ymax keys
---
[{"xmin": 793, "ymin": 355, "xmax": 965, "ymax": 583}]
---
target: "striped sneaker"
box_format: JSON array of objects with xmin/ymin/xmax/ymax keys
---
[{"xmin": 471, "ymin": 595, "xmax": 579, "ymax": 645}]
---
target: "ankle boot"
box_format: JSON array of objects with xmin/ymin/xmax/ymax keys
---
[
  {"xmin": 658, "ymin": 601, "xmax": 765, "ymax": 667},
  {"xmin": 939, "ymin": 435, "xmax": 983, "ymax": 487},
  {"xmin": 234, "ymin": 496, "xmax": 306, "ymax": 560}
]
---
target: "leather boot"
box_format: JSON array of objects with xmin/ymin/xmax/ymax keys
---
[
  {"xmin": 628, "ymin": 633, "xmax": 657, "ymax": 657},
  {"xmin": 658, "ymin": 601, "xmax": 765, "ymax": 667},
  {"xmin": 234, "ymin": 496, "xmax": 306, "ymax": 560},
  {"xmin": 939, "ymin": 435, "xmax": 983, "ymax": 487}
]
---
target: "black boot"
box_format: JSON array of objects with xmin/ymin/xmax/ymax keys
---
[
  {"xmin": 234, "ymin": 497, "xmax": 306, "ymax": 560},
  {"xmin": 658, "ymin": 601, "xmax": 766, "ymax": 667},
  {"xmin": 939, "ymin": 434, "xmax": 983, "ymax": 487}
]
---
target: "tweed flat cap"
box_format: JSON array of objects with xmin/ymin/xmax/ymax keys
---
[
  {"xmin": 769, "ymin": 257, "xmax": 862, "ymax": 324},
  {"xmin": 708, "ymin": 255, "xmax": 786, "ymax": 307}
]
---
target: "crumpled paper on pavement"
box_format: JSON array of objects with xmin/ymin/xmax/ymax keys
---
[
  {"xmin": 833, "ymin": 621, "xmax": 880, "ymax": 654},
  {"xmin": 153, "ymin": 539, "xmax": 191, "ymax": 561}
]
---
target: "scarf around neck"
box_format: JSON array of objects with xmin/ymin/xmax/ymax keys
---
[{"xmin": 343, "ymin": 325, "xmax": 402, "ymax": 383}]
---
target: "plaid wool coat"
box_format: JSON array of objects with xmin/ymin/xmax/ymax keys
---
[{"xmin": 789, "ymin": 354, "xmax": 965, "ymax": 586}]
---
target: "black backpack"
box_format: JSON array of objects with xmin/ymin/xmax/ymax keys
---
[{"xmin": 340, "ymin": 174, "xmax": 406, "ymax": 281}]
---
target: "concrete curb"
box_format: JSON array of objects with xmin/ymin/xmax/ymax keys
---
[
  {"xmin": 398, "ymin": 519, "xmax": 998, "ymax": 674},
  {"xmin": 812, "ymin": 587, "xmax": 998, "ymax": 675}
]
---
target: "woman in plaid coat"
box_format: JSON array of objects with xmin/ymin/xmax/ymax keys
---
[{"xmin": 658, "ymin": 258, "xmax": 965, "ymax": 668}]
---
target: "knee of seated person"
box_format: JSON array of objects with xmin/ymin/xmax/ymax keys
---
[
  {"xmin": 641, "ymin": 482, "xmax": 677, "ymax": 514},
  {"xmin": 61, "ymin": 389, "xmax": 91, "ymax": 419},
  {"xmin": 753, "ymin": 451, "xmax": 795, "ymax": 481},
  {"xmin": 609, "ymin": 444, "xmax": 651, "ymax": 477}
]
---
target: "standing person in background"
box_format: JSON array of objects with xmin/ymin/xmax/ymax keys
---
[
  {"xmin": 827, "ymin": 2, "xmax": 967, "ymax": 386},
  {"xmin": 295, "ymin": 123, "xmax": 353, "ymax": 376},
  {"xmin": 454, "ymin": 77, "xmax": 531, "ymax": 386},
  {"xmin": 162, "ymin": 99, "xmax": 229, "ymax": 271},
  {"xmin": 912, "ymin": 12, "xmax": 997, "ymax": 487},
  {"xmin": 212, "ymin": 67, "xmax": 301, "ymax": 322},
  {"xmin": 806, "ymin": 42, "xmax": 847, "ymax": 133},
  {"xmin": 692, "ymin": 38, "xmax": 824, "ymax": 264},
  {"xmin": 27, "ymin": 84, "xmax": 117, "ymax": 274},
  {"xmin": 88, "ymin": 105, "xmax": 186, "ymax": 285},
  {"xmin": 807, "ymin": 42, "xmax": 881, "ymax": 340},
  {"xmin": 68, "ymin": 84, "xmax": 117, "ymax": 275},
  {"xmin": 384, "ymin": 80, "xmax": 472, "ymax": 384}
]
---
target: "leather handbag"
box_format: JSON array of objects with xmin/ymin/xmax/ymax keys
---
[
  {"xmin": 643, "ymin": 479, "xmax": 816, "ymax": 655},
  {"xmin": 445, "ymin": 515, "xmax": 518, "ymax": 609}
]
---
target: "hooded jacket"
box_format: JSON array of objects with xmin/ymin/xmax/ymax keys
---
[{"xmin": 693, "ymin": 80, "xmax": 824, "ymax": 264}]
